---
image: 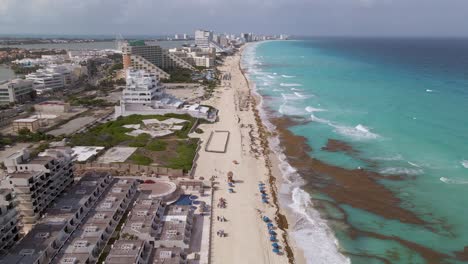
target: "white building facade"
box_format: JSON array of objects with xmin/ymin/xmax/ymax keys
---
[{"xmin": 0, "ymin": 79, "xmax": 34, "ymax": 105}]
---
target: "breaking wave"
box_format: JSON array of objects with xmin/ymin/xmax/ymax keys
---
[
  {"xmin": 379, "ymin": 167, "xmax": 424, "ymax": 176},
  {"xmin": 440, "ymin": 177, "xmax": 468, "ymax": 184},
  {"xmin": 461, "ymin": 160, "xmax": 468, "ymax": 169},
  {"xmin": 282, "ymin": 74, "xmax": 296, "ymax": 78},
  {"xmin": 280, "ymin": 83, "xmax": 303, "ymax": 87}
]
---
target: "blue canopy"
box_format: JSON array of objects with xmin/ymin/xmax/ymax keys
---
[
  {"xmin": 273, "ymin": 248, "xmax": 280, "ymax": 253},
  {"xmin": 272, "ymin": 242, "xmax": 279, "ymax": 248},
  {"xmin": 267, "ymin": 223, "xmax": 274, "ymax": 227},
  {"xmin": 269, "ymin": 230, "xmax": 276, "ymax": 235},
  {"xmin": 270, "ymin": 237, "xmax": 276, "ymax": 242},
  {"xmin": 263, "ymin": 216, "xmax": 270, "ymax": 222}
]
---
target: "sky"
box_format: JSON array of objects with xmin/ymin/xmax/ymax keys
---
[{"xmin": 1, "ymin": 0, "xmax": 468, "ymax": 37}]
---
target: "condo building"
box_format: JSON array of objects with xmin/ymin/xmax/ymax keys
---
[
  {"xmin": 105, "ymin": 239, "xmax": 152, "ymax": 264},
  {"xmin": 26, "ymin": 64, "xmax": 79, "ymax": 94},
  {"xmin": 0, "ymin": 79, "xmax": 34, "ymax": 105},
  {"xmin": 121, "ymin": 197, "xmax": 166, "ymax": 244},
  {"xmin": 52, "ymin": 178, "xmax": 137, "ymax": 264},
  {"xmin": 195, "ymin": 30, "xmax": 213, "ymax": 48},
  {"xmin": 0, "ymin": 189, "xmax": 19, "ymax": 253},
  {"xmin": 122, "ymin": 41, "xmax": 195, "ymax": 79},
  {"xmin": 0, "ymin": 171, "xmax": 113, "ymax": 264},
  {"xmin": 168, "ymin": 47, "xmax": 215, "ymax": 68},
  {"xmin": 153, "ymin": 205, "xmax": 194, "ymax": 249},
  {"xmin": 122, "ymin": 70, "xmax": 165, "ymax": 105},
  {"xmin": 3, "ymin": 148, "xmax": 74, "ymax": 230}
]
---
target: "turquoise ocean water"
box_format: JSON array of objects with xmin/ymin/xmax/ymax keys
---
[{"xmin": 242, "ymin": 39, "xmax": 468, "ymax": 264}]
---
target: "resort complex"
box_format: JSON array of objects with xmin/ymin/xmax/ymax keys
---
[{"xmin": 0, "ymin": 28, "xmax": 292, "ymax": 264}]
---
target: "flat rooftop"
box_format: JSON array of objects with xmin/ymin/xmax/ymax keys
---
[
  {"xmin": 152, "ymin": 247, "xmax": 185, "ymax": 264},
  {"xmin": 105, "ymin": 240, "xmax": 148, "ymax": 264}
]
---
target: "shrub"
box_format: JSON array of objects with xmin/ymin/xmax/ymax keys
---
[
  {"xmin": 130, "ymin": 153, "xmax": 152, "ymax": 165},
  {"xmin": 146, "ymin": 140, "xmax": 167, "ymax": 151}
]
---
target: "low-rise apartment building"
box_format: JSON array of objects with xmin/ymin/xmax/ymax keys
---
[
  {"xmin": 3, "ymin": 148, "xmax": 74, "ymax": 230},
  {"xmin": 153, "ymin": 205, "xmax": 194, "ymax": 249},
  {"xmin": 105, "ymin": 239, "xmax": 152, "ymax": 264},
  {"xmin": 52, "ymin": 178, "xmax": 137, "ymax": 264},
  {"xmin": 0, "ymin": 171, "xmax": 113, "ymax": 264},
  {"xmin": 121, "ymin": 197, "xmax": 165, "ymax": 244}
]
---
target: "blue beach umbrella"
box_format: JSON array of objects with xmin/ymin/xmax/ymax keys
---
[
  {"xmin": 267, "ymin": 223, "xmax": 274, "ymax": 228},
  {"xmin": 272, "ymin": 242, "xmax": 279, "ymax": 248},
  {"xmin": 269, "ymin": 230, "xmax": 276, "ymax": 235},
  {"xmin": 273, "ymin": 248, "xmax": 280, "ymax": 254},
  {"xmin": 263, "ymin": 216, "xmax": 270, "ymax": 222}
]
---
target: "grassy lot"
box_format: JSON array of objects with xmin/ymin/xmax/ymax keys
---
[
  {"xmin": 70, "ymin": 113, "xmax": 196, "ymax": 147},
  {"xmin": 70, "ymin": 114, "xmax": 199, "ymax": 172}
]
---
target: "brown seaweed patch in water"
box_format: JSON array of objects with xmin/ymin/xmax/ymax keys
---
[
  {"xmin": 271, "ymin": 116, "xmax": 425, "ymax": 226},
  {"xmin": 454, "ymin": 246, "xmax": 468, "ymax": 261},
  {"xmin": 349, "ymin": 229, "xmax": 451, "ymax": 264},
  {"xmin": 322, "ymin": 138, "xmax": 359, "ymax": 156}
]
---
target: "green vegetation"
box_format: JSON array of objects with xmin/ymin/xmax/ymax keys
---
[
  {"xmin": 167, "ymin": 139, "xmax": 198, "ymax": 172},
  {"xmin": 30, "ymin": 142, "xmax": 50, "ymax": 158},
  {"xmin": 163, "ymin": 68, "xmax": 194, "ymax": 83},
  {"xmin": 146, "ymin": 139, "xmax": 167, "ymax": 151},
  {"xmin": 0, "ymin": 134, "xmax": 13, "ymax": 147},
  {"xmin": 67, "ymin": 95, "xmax": 114, "ymax": 107},
  {"xmin": 195, "ymin": 128, "xmax": 204, "ymax": 134},
  {"xmin": 16, "ymin": 128, "xmax": 53, "ymax": 142},
  {"xmin": 70, "ymin": 114, "xmax": 195, "ymax": 148},
  {"xmin": 109, "ymin": 62, "xmax": 123, "ymax": 72},
  {"xmin": 128, "ymin": 133, "xmax": 151, "ymax": 147},
  {"xmin": 130, "ymin": 153, "xmax": 152, "ymax": 165}
]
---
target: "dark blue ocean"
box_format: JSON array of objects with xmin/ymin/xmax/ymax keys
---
[{"xmin": 242, "ymin": 38, "xmax": 468, "ymax": 264}]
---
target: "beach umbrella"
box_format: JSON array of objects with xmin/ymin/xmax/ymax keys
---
[
  {"xmin": 273, "ymin": 248, "xmax": 280, "ymax": 254},
  {"xmin": 270, "ymin": 236, "xmax": 276, "ymax": 242},
  {"xmin": 269, "ymin": 230, "xmax": 276, "ymax": 235},
  {"xmin": 267, "ymin": 223, "xmax": 274, "ymax": 228},
  {"xmin": 262, "ymin": 199, "xmax": 268, "ymax": 203},
  {"xmin": 261, "ymin": 193, "xmax": 268, "ymax": 197},
  {"xmin": 272, "ymin": 242, "xmax": 279, "ymax": 248},
  {"xmin": 263, "ymin": 216, "xmax": 270, "ymax": 222}
]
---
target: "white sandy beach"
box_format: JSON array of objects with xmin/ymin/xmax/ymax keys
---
[{"xmin": 193, "ymin": 46, "xmax": 305, "ymax": 264}]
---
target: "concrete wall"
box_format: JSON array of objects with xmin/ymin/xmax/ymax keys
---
[{"xmin": 74, "ymin": 162, "xmax": 184, "ymax": 177}]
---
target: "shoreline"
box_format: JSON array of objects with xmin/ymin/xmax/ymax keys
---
[
  {"xmin": 193, "ymin": 43, "xmax": 293, "ymax": 263},
  {"xmin": 241, "ymin": 42, "xmax": 349, "ymax": 264},
  {"xmin": 241, "ymin": 41, "xmax": 462, "ymax": 263}
]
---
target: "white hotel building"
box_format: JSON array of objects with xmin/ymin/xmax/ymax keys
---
[
  {"xmin": 121, "ymin": 70, "xmax": 164, "ymax": 105},
  {"xmin": 26, "ymin": 65, "xmax": 79, "ymax": 94}
]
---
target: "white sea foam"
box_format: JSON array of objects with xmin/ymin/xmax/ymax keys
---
[
  {"xmin": 280, "ymin": 83, "xmax": 303, "ymax": 87},
  {"xmin": 408, "ymin": 161, "xmax": 421, "ymax": 168},
  {"xmin": 305, "ymin": 106, "xmax": 326, "ymax": 113},
  {"xmin": 372, "ymin": 154, "xmax": 404, "ymax": 161},
  {"xmin": 273, "ymin": 72, "xmax": 278, "ymax": 75},
  {"xmin": 281, "ymin": 93, "xmax": 312, "ymax": 101},
  {"xmin": 282, "ymin": 74, "xmax": 296, "ymax": 78},
  {"xmin": 426, "ymin": 89, "xmax": 433, "ymax": 93},
  {"xmin": 267, "ymin": 75, "xmax": 276, "ymax": 79},
  {"xmin": 279, "ymin": 104, "xmax": 307, "ymax": 116},
  {"xmin": 379, "ymin": 167, "xmax": 423, "ymax": 176},
  {"xmin": 289, "ymin": 188, "xmax": 351, "ymax": 264},
  {"xmin": 291, "ymin": 88, "xmax": 303, "ymax": 91},
  {"xmin": 461, "ymin": 160, "xmax": 468, "ymax": 169},
  {"xmin": 309, "ymin": 112, "xmax": 380, "ymax": 141},
  {"xmin": 440, "ymin": 177, "xmax": 468, "ymax": 184}
]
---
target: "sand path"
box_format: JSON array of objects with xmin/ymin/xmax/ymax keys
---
[{"xmin": 193, "ymin": 48, "xmax": 289, "ymax": 264}]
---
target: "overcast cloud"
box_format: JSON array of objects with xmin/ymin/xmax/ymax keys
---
[{"xmin": 0, "ymin": 0, "xmax": 467, "ymax": 36}]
